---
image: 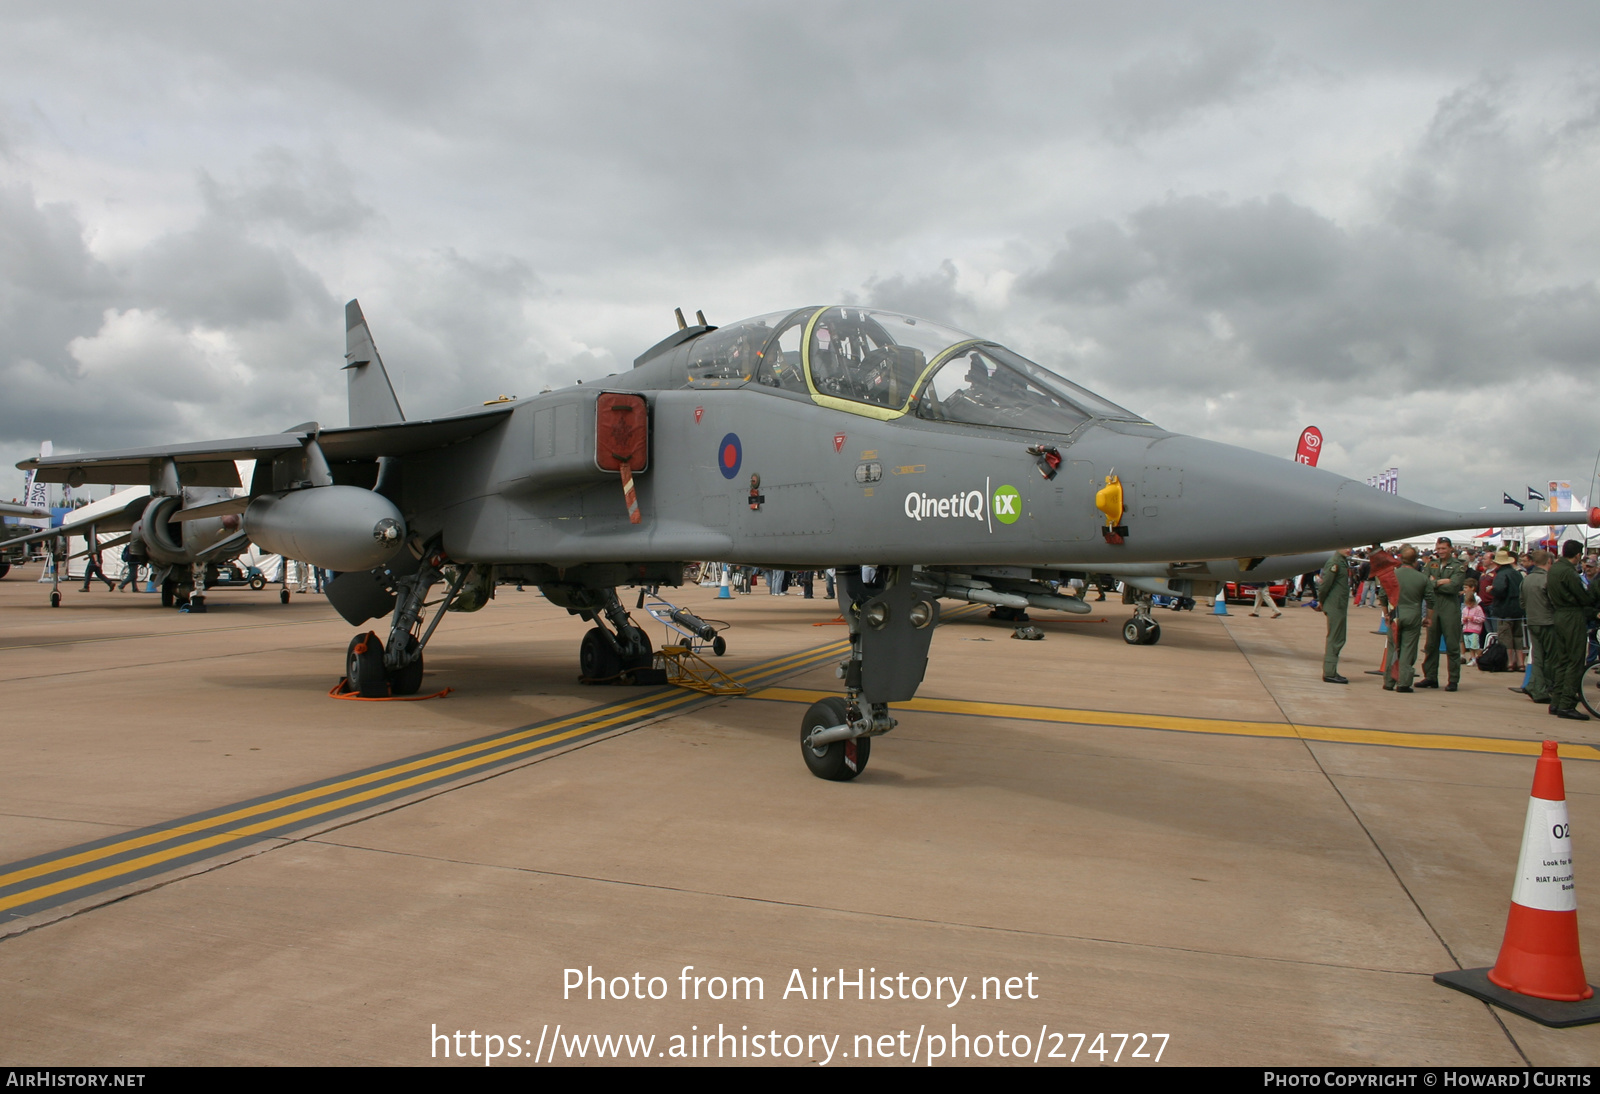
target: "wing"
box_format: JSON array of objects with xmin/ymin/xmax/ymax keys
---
[
  {"xmin": 0, "ymin": 492, "xmax": 153, "ymax": 550},
  {"xmin": 14, "ymin": 408, "xmax": 513, "ymax": 488}
]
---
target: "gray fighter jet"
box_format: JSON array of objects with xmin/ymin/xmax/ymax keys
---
[{"xmin": 17, "ymin": 303, "xmax": 1589, "ymax": 779}]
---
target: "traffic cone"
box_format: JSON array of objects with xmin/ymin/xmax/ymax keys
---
[
  {"xmin": 1434, "ymin": 741, "xmax": 1600, "ymax": 1026},
  {"xmin": 1375, "ymin": 615, "xmax": 1389, "ymax": 635},
  {"xmin": 1212, "ymin": 590, "xmax": 1229, "ymax": 616},
  {"xmin": 717, "ymin": 564, "xmax": 731, "ymax": 599},
  {"xmin": 1489, "ymin": 741, "xmax": 1590, "ymax": 1000}
]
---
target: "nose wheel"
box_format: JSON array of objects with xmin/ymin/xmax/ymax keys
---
[
  {"xmin": 800, "ymin": 697, "xmax": 870, "ymax": 781},
  {"xmin": 1123, "ymin": 591, "xmax": 1161, "ymax": 645},
  {"xmin": 1123, "ymin": 617, "xmax": 1161, "ymax": 645}
]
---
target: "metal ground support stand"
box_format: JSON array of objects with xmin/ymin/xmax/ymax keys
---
[
  {"xmin": 655, "ymin": 645, "xmax": 746, "ymax": 696},
  {"xmin": 799, "ymin": 565, "xmax": 941, "ymax": 781},
  {"xmin": 376, "ymin": 557, "xmax": 467, "ymax": 697},
  {"xmin": 577, "ymin": 587, "xmax": 659, "ymax": 684},
  {"xmin": 187, "ymin": 560, "xmax": 207, "ymax": 613},
  {"xmin": 638, "ymin": 591, "xmax": 730, "ymax": 658},
  {"xmin": 1123, "ymin": 592, "xmax": 1161, "ymax": 646}
]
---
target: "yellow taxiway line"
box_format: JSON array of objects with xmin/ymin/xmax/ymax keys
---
[
  {"xmin": 0, "ymin": 638, "xmax": 849, "ymax": 918},
  {"xmin": 750, "ymin": 687, "xmax": 1600, "ymax": 762}
]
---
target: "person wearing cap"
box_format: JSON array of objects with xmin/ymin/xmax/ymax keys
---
[
  {"xmin": 1317, "ymin": 547, "xmax": 1353, "ymax": 683},
  {"xmin": 1388, "ymin": 545, "xmax": 1433, "ymax": 693},
  {"xmin": 1418, "ymin": 536, "xmax": 1467, "ymax": 691},
  {"xmin": 1545, "ymin": 540, "xmax": 1600, "ymax": 720},
  {"xmin": 1491, "ymin": 548, "xmax": 1527, "ymax": 673}
]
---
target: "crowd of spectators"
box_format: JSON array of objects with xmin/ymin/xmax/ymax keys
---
[{"xmin": 1307, "ymin": 538, "xmax": 1600, "ymax": 717}]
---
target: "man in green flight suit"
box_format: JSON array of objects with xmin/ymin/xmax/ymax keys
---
[
  {"xmin": 1418, "ymin": 536, "xmax": 1467, "ymax": 691},
  {"xmin": 1387, "ymin": 545, "xmax": 1434, "ymax": 692},
  {"xmin": 1545, "ymin": 540, "xmax": 1600, "ymax": 720},
  {"xmin": 1319, "ymin": 547, "xmax": 1353, "ymax": 683}
]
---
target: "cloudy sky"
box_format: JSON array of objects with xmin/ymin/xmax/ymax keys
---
[{"xmin": 3, "ymin": 2, "xmax": 1598, "ymax": 512}]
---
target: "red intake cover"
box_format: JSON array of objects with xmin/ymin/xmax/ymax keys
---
[{"xmin": 595, "ymin": 392, "xmax": 649, "ymax": 472}]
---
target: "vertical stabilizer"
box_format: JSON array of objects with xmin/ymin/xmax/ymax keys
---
[{"xmin": 343, "ymin": 299, "xmax": 405, "ymax": 427}]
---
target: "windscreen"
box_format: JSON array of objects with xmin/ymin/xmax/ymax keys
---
[{"xmin": 914, "ymin": 346, "xmax": 1144, "ymax": 433}]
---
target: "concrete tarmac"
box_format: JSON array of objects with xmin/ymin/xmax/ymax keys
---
[{"xmin": 1, "ymin": 569, "xmax": 1597, "ymax": 1066}]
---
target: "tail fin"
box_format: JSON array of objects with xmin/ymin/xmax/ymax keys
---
[{"xmin": 343, "ymin": 299, "xmax": 405, "ymax": 427}]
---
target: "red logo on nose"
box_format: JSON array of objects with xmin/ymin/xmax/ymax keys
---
[
  {"xmin": 694, "ymin": 406, "xmax": 704, "ymax": 424},
  {"xmin": 833, "ymin": 433, "xmax": 846, "ymax": 453}
]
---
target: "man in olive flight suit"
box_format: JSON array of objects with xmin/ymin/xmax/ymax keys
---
[
  {"xmin": 1546, "ymin": 540, "xmax": 1600, "ymax": 720},
  {"xmin": 1521, "ymin": 549, "xmax": 1555, "ymax": 705},
  {"xmin": 1319, "ymin": 547, "xmax": 1353, "ymax": 683},
  {"xmin": 1419, "ymin": 536, "xmax": 1467, "ymax": 691},
  {"xmin": 1387, "ymin": 545, "xmax": 1433, "ymax": 692}
]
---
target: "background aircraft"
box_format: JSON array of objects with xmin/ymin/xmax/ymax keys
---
[
  {"xmin": 0, "ymin": 483, "xmax": 253, "ymax": 609},
  {"xmin": 18, "ymin": 302, "xmax": 1589, "ymax": 779},
  {"xmin": 922, "ymin": 552, "xmax": 1331, "ymax": 645}
]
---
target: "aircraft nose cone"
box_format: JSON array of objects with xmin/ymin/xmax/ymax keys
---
[{"xmin": 1138, "ymin": 435, "xmax": 1457, "ymax": 558}]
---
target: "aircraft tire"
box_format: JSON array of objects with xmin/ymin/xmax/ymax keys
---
[
  {"xmin": 50, "ymin": 590, "xmax": 60, "ymax": 608},
  {"xmin": 1143, "ymin": 622, "xmax": 1162, "ymax": 645},
  {"xmin": 1122, "ymin": 619, "xmax": 1142, "ymax": 644},
  {"xmin": 160, "ymin": 582, "xmax": 175, "ymax": 608},
  {"xmin": 389, "ymin": 638, "xmax": 424, "ymax": 697},
  {"xmin": 801, "ymin": 696, "xmax": 870, "ymax": 781},
  {"xmin": 347, "ymin": 632, "xmax": 388, "ymax": 698},
  {"xmin": 580, "ymin": 627, "xmax": 621, "ymax": 681},
  {"xmin": 1581, "ymin": 660, "xmax": 1600, "ymax": 719},
  {"xmin": 280, "ymin": 589, "xmax": 291, "ymax": 604},
  {"xmin": 0, "ymin": 562, "xmax": 9, "ymax": 580}
]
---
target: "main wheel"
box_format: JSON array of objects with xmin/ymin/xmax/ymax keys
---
[
  {"xmin": 160, "ymin": 582, "xmax": 175, "ymax": 608},
  {"xmin": 1581, "ymin": 661, "xmax": 1600, "ymax": 718},
  {"xmin": 346, "ymin": 632, "xmax": 387, "ymax": 697},
  {"xmin": 800, "ymin": 696, "xmax": 870, "ymax": 781},
  {"xmin": 0, "ymin": 562, "xmax": 9, "ymax": 580},
  {"xmin": 50, "ymin": 590, "xmax": 60, "ymax": 607},
  {"xmin": 387, "ymin": 634, "xmax": 424, "ymax": 696},
  {"xmin": 280, "ymin": 589, "xmax": 291, "ymax": 604},
  {"xmin": 579, "ymin": 627, "xmax": 621, "ymax": 681},
  {"xmin": 1143, "ymin": 621, "xmax": 1162, "ymax": 645}
]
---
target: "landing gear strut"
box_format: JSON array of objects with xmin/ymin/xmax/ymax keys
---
[
  {"xmin": 798, "ymin": 566, "xmax": 940, "ymax": 781},
  {"xmin": 341, "ymin": 551, "xmax": 470, "ymax": 697},
  {"xmin": 379, "ymin": 554, "xmax": 468, "ymax": 695}
]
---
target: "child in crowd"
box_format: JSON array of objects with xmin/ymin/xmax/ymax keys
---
[{"xmin": 1462, "ymin": 577, "xmax": 1485, "ymax": 663}]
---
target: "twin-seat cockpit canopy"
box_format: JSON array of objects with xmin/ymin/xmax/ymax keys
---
[{"xmin": 669, "ymin": 305, "xmax": 1144, "ymax": 433}]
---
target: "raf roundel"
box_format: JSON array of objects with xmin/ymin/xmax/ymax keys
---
[{"xmin": 718, "ymin": 433, "xmax": 743, "ymax": 480}]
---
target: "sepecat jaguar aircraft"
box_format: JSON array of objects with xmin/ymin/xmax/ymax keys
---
[{"xmin": 18, "ymin": 302, "xmax": 1593, "ymax": 779}]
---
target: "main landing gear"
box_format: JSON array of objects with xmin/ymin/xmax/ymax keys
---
[
  {"xmin": 342, "ymin": 551, "xmax": 470, "ymax": 698},
  {"xmin": 798, "ymin": 566, "xmax": 940, "ymax": 781},
  {"xmin": 1123, "ymin": 592, "xmax": 1161, "ymax": 646},
  {"xmin": 575, "ymin": 587, "xmax": 655, "ymax": 683}
]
